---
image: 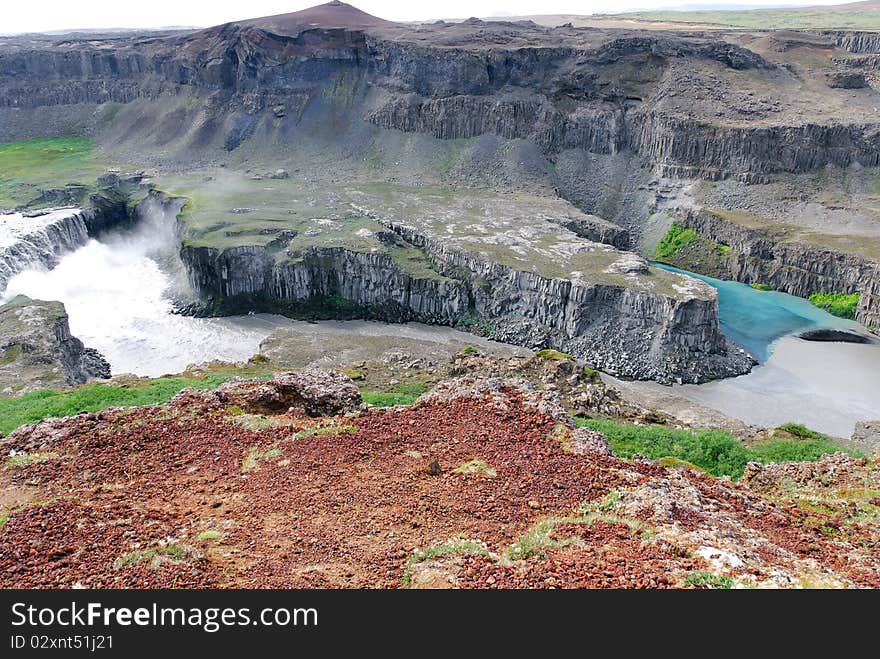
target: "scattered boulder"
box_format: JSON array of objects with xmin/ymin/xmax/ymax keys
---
[
  {"xmin": 417, "ymin": 375, "xmax": 569, "ymax": 422},
  {"xmin": 217, "ymin": 369, "xmax": 362, "ymax": 416},
  {"xmin": 569, "ymin": 426, "xmax": 613, "ymax": 456}
]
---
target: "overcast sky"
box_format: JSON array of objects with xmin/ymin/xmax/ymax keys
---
[{"xmin": 2, "ymin": 0, "xmax": 857, "ymax": 34}]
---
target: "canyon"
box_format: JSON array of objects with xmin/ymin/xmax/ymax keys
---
[{"xmin": 1, "ymin": 1, "xmax": 880, "ymax": 592}]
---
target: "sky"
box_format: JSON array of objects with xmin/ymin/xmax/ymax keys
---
[{"xmin": 1, "ymin": 0, "xmax": 860, "ymax": 34}]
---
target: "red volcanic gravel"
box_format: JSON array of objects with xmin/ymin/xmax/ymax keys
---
[
  {"xmin": 457, "ymin": 521, "xmax": 698, "ymax": 589},
  {"xmin": 1, "ymin": 389, "xmax": 877, "ymax": 588},
  {"xmin": 1, "ymin": 499, "xmax": 218, "ymax": 588}
]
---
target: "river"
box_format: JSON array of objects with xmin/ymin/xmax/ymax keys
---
[
  {"xmin": 2, "ymin": 210, "xmax": 879, "ymax": 436},
  {"xmin": 644, "ymin": 265, "xmax": 880, "ymax": 437}
]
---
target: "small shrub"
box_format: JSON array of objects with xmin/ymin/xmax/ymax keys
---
[
  {"xmin": 461, "ymin": 345, "xmax": 477, "ymax": 355},
  {"xmin": 750, "ymin": 283, "xmax": 772, "ymax": 291}
]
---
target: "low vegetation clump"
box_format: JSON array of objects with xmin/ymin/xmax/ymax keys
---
[
  {"xmin": 453, "ymin": 459, "xmax": 497, "ymax": 478},
  {"xmin": 575, "ymin": 418, "xmax": 858, "ymax": 480},
  {"xmin": 685, "ymin": 571, "xmax": 734, "ymax": 590},
  {"xmin": 535, "ymin": 349, "xmax": 574, "ymax": 361},
  {"xmin": 292, "ymin": 425, "xmax": 358, "ymax": 440},
  {"xmin": 197, "ymin": 530, "xmax": 224, "ymax": 542},
  {"xmin": 402, "ymin": 540, "xmax": 490, "ymax": 588},
  {"xmin": 506, "ymin": 491, "xmax": 651, "ymax": 561},
  {"xmin": 242, "ymin": 446, "xmax": 285, "ymax": 473},
  {"xmin": 655, "ymin": 224, "xmax": 700, "ymax": 260},
  {"xmin": 114, "ymin": 544, "xmax": 190, "ymax": 569},
  {"xmin": 750, "ymin": 283, "xmax": 772, "ymax": 291},
  {"xmin": 808, "ymin": 292, "xmax": 860, "ymax": 319},
  {"xmin": 0, "ymin": 373, "xmax": 245, "ymax": 436},
  {"xmin": 361, "ymin": 382, "xmax": 430, "ymax": 407},
  {"xmin": 4, "ymin": 452, "xmax": 59, "ymax": 468}
]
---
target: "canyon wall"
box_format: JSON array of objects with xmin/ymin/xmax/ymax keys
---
[
  {"xmin": 2, "ymin": 25, "xmax": 878, "ymax": 182},
  {"xmin": 178, "ymin": 220, "xmax": 753, "ymax": 383},
  {"xmin": 677, "ymin": 210, "xmax": 880, "ymax": 327}
]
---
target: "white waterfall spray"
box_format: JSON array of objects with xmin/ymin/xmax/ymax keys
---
[
  {"xmin": 1, "ymin": 201, "xmax": 288, "ymax": 377},
  {"xmin": 0, "ymin": 208, "xmax": 90, "ymax": 294}
]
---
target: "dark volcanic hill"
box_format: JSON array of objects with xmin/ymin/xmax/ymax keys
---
[{"xmin": 231, "ymin": 0, "xmax": 396, "ymax": 34}]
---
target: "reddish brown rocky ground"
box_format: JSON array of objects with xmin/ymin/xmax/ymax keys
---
[{"xmin": 1, "ymin": 375, "xmax": 878, "ymax": 589}]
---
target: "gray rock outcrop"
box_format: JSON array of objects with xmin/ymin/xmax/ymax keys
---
[{"xmin": 0, "ymin": 295, "xmax": 110, "ymax": 394}]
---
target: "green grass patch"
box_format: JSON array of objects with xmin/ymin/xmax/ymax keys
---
[
  {"xmin": 655, "ymin": 224, "xmax": 700, "ymax": 261},
  {"xmin": 775, "ymin": 423, "xmax": 827, "ymax": 441},
  {"xmin": 242, "ymin": 447, "xmax": 284, "ymax": 473},
  {"xmin": 750, "ymin": 283, "xmax": 772, "ymax": 292},
  {"xmin": 453, "ymin": 459, "xmax": 497, "ymax": 478},
  {"xmin": 808, "ymin": 292, "xmax": 860, "ymax": 320},
  {"xmin": 361, "ymin": 382, "xmax": 430, "ymax": 407},
  {"xmin": 657, "ymin": 456, "xmax": 706, "ymax": 473},
  {"xmin": 197, "ymin": 530, "xmax": 223, "ymax": 542},
  {"xmin": 535, "ymin": 348, "xmax": 574, "ymax": 361},
  {"xmin": 506, "ymin": 491, "xmax": 651, "ymax": 561},
  {"xmin": 402, "ymin": 540, "xmax": 490, "ymax": 588},
  {"xmin": 575, "ymin": 418, "xmax": 859, "ymax": 479},
  {"xmin": 461, "ymin": 345, "xmax": 477, "ymax": 355},
  {"xmin": 0, "ymin": 372, "xmax": 249, "ymax": 436},
  {"xmin": 750, "ymin": 438, "xmax": 857, "ymax": 463},
  {"xmin": 0, "ymin": 344, "xmax": 22, "ymax": 365},
  {"xmin": 5, "ymin": 452, "xmax": 59, "ymax": 468},
  {"xmin": 114, "ymin": 544, "xmax": 190, "ymax": 569},
  {"xmin": 685, "ymin": 571, "xmax": 734, "ymax": 590},
  {"xmin": 0, "ymin": 137, "xmax": 105, "ymax": 207}
]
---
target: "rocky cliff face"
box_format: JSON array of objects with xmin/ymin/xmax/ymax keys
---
[
  {"xmin": 178, "ymin": 212, "xmax": 753, "ymax": 383},
  {"xmin": 1, "ymin": 21, "xmax": 877, "ymax": 183},
  {"xmin": 824, "ymin": 30, "xmax": 880, "ymax": 54},
  {"xmin": 180, "ymin": 242, "xmax": 471, "ymax": 323},
  {"xmin": 0, "ymin": 295, "xmax": 110, "ymax": 394},
  {"xmin": 677, "ymin": 210, "xmax": 880, "ymax": 327}
]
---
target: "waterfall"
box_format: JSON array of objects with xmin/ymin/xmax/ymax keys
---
[{"xmin": 0, "ymin": 208, "xmax": 90, "ymax": 294}]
